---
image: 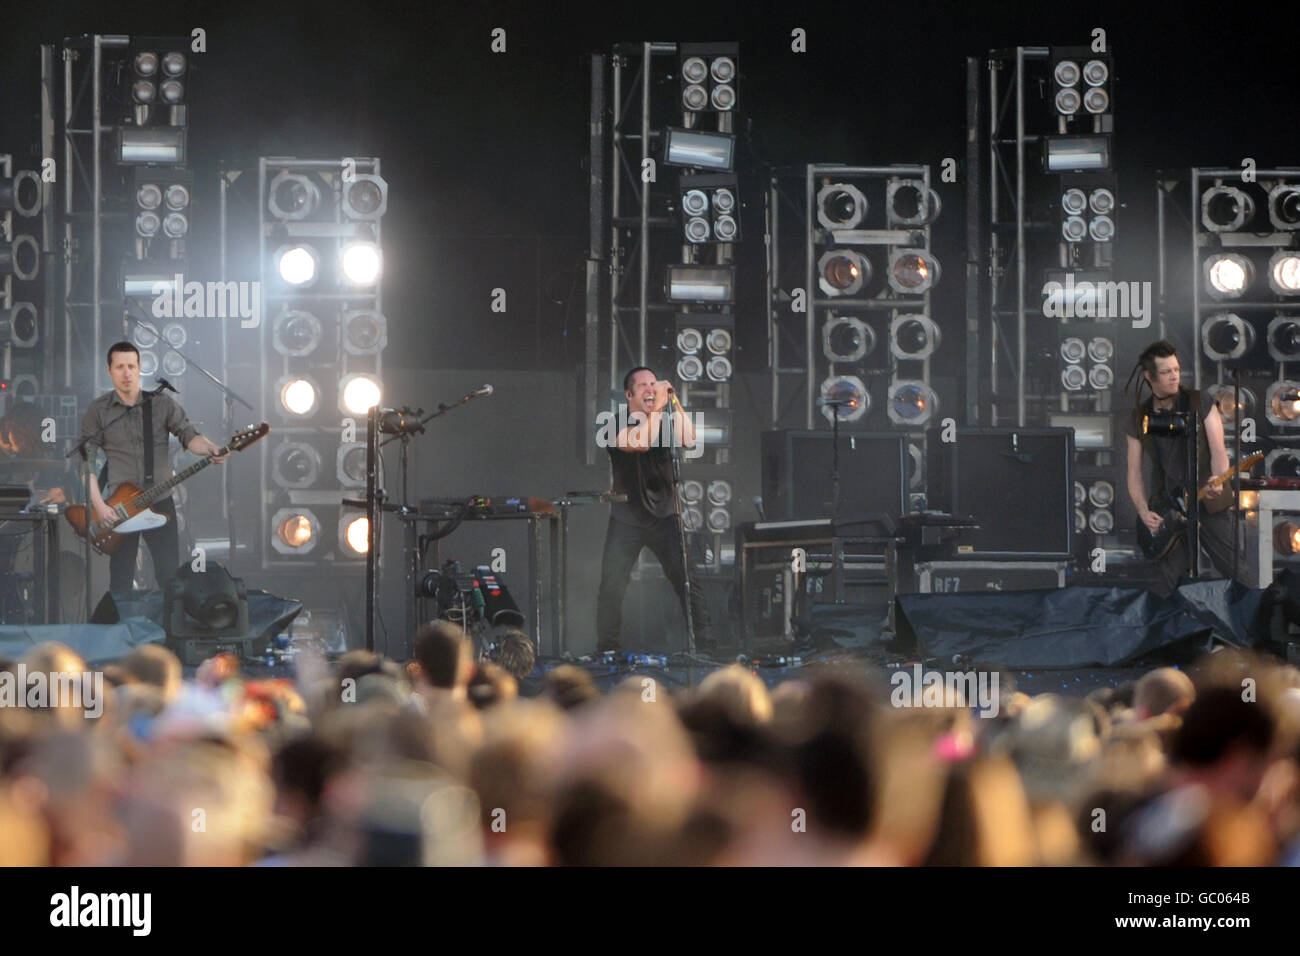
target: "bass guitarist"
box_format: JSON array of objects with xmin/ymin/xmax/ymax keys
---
[
  {"xmin": 78, "ymin": 342, "xmax": 228, "ymax": 592},
  {"xmin": 1124, "ymin": 339, "xmax": 1246, "ymax": 595}
]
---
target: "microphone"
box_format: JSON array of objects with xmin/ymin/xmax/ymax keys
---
[
  {"xmin": 753, "ymin": 495, "xmax": 766, "ymax": 521},
  {"xmin": 154, "ymin": 377, "xmax": 178, "ymax": 395},
  {"xmin": 475, "ymin": 384, "xmax": 494, "ymax": 397}
]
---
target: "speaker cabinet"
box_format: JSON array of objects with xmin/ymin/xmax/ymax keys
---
[
  {"xmin": 761, "ymin": 430, "xmax": 908, "ymax": 521},
  {"xmin": 926, "ymin": 427, "xmax": 1074, "ymax": 558}
]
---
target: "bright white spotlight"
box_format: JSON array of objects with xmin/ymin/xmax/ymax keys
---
[
  {"xmin": 341, "ymin": 241, "xmax": 382, "ymax": 286},
  {"xmin": 340, "ymin": 375, "xmax": 382, "ymax": 414},
  {"xmin": 1204, "ymin": 253, "xmax": 1253, "ymax": 298},
  {"xmin": 276, "ymin": 245, "xmax": 318, "ymax": 286},
  {"xmin": 280, "ymin": 378, "xmax": 319, "ymax": 416},
  {"xmin": 1268, "ymin": 251, "xmax": 1300, "ymax": 295},
  {"xmin": 343, "ymin": 515, "xmax": 370, "ymax": 554}
]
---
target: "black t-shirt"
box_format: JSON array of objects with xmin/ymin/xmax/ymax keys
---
[
  {"xmin": 1124, "ymin": 387, "xmax": 1214, "ymax": 499},
  {"xmin": 608, "ymin": 444, "xmax": 676, "ymax": 527}
]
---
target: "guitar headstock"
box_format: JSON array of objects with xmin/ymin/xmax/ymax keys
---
[
  {"xmin": 1242, "ymin": 451, "xmax": 1265, "ymax": 471},
  {"xmin": 229, "ymin": 423, "xmax": 271, "ymax": 452}
]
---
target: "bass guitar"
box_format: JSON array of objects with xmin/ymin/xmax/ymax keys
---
[
  {"xmin": 1136, "ymin": 451, "xmax": 1263, "ymax": 560},
  {"xmin": 65, "ymin": 423, "xmax": 269, "ymax": 554}
]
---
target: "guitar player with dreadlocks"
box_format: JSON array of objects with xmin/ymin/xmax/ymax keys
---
[{"xmin": 1124, "ymin": 339, "xmax": 1251, "ymax": 595}]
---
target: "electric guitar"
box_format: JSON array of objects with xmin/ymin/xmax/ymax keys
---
[
  {"xmin": 1136, "ymin": 451, "xmax": 1263, "ymax": 560},
  {"xmin": 65, "ymin": 423, "xmax": 269, "ymax": 555}
]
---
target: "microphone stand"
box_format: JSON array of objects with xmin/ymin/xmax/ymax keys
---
[
  {"xmin": 1186, "ymin": 401, "xmax": 1200, "ymax": 582},
  {"xmin": 365, "ymin": 386, "xmax": 494, "ymax": 653},
  {"xmin": 821, "ymin": 397, "xmax": 853, "ymax": 603},
  {"xmin": 665, "ymin": 394, "xmax": 698, "ymax": 658}
]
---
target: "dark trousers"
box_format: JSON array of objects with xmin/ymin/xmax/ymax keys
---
[
  {"xmin": 595, "ymin": 515, "xmax": 710, "ymax": 649},
  {"xmin": 109, "ymin": 496, "xmax": 180, "ymax": 593},
  {"xmin": 1155, "ymin": 505, "xmax": 1246, "ymax": 596}
]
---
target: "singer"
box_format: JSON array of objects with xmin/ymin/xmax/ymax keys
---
[
  {"xmin": 77, "ymin": 342, "xmax": 229, "ymax": 592},
  {"xmin": 595, "ymin": 366, "xmax": 711, "ymax": 652}
]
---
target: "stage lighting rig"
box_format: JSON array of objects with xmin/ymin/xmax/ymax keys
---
[
  {"xmin": 1274, "ymin": 520, "xmax": 1300, "ymax": 556},
  {"xmin": 341, "ymin": 238, "xmax": 382, "ymax": 286},
  {"xmin": 117, "ymin": 38, "xmax": 189, "ymax": 164},
  {"xmin": 1268, "ymin": 184, "xmax": 1300, "ymax": 231},
  {"xmin": 666, "ymin": 264, "xmax": 734, "ymax": 303},
  {"xmin": 1269, "ymin": 316, "xmax": 1300, "ymax": 361},
  {"xmin": 276, "ymin": 376, "xmax": 322, "ymax": 418},
  {"xmin": 1267, "ymin": 449, "xmax": 1300, "ymax": 477},
  {"xmin": 1201, "ymin": 312, "xmax": 1255, "ymax": 362},
  {"xmin": 678, "ymin": 43, "xmax": 738, "ymax": 114},
  {"xmin": 337, "ymin": 445, "xmax": 367, "ymax": 487},
  {"xmin": 339, "ymin": 511, "xmax": 369, "ymax": 556},
  {"xmin": 1201, "ymin": 185, "xmax": 1257, "ymax": 234},
  {"xmin": 273, "ymin": 309, "xmax": 323, "ymax": 357},
  {"xmin": 818, "ymin": 375, "xmax": 868, "ymax": 424},
  {"xmin": 663, "ymin": 128, "xmax": 735, "ymax": 171},
  {"xmin": 1051, "ymin": 47, "xmax": 1111, "ymax": 121},
  {"xmin": 1266, "ymin": 380, "xmax": 1300, "ymax": 427},
  {"xmin": 889, "ymin": 314, "xmax": 940, "ymax": 360},
  {"xmin": 268, "ymin": 171, "xmax": 323, "ymax": 221},
  {"xmin": 339, "ymin": 374, "xmax": 381, "ymax": 414},
  {"xmin": 0, "ymin": 302, "xmax": 38, "ymax": 349},
  {"xmin": 887, "ymin": 249, "xmax": 940, "ymax": 294},
  {"xmin": 342, "ymin": 175, "xmax": 388, "ymax": 220},
  {"xmin": 272, "ymin": 442, "xmax": 322, "ymax": 489},
  {"xmin": 887, "ymin": 381, "xmax": 938, "ymax": 426},
  {"xmin": 0, "ymin": 233, "xmax": 39, "ymax": 282},
  {"xmin": 342, "ymin": 310, "xmax": 388, "ymax": 355},
  {"xmin": 1268, "ymin": 251, "xmax": 1300, "ymax": 296},
  {"xmin": 816, "ymin": 182, "xmax": 868, "ymax": 231},
  {"xmin": 1207, "ymin": 384, "xmax": 1256, "ymax": 424},
  {"xmin": 272, "ymin": 508, "xmax": 320, "ymax": 555},
  {"xmin": 1043, "ymin": 135, "xmax": 1110, "ymax": 172},
  {"xmin": 678, "ymin": 174, "xmax": 740, "ymax": 244},
  {"xmin": 817, "ymin": 249, "xmax": 870, "ymax": 297},
  {"xmin": 1204, "ymin": 253, "xmax": 1254, "ymax": 299},
  {"xmin": 0, "ymin": 166, "xmax": 42, "ymax": 218},
  {"xmin": 822, "ymin": 315, "xmax": 873, "ymax": 362},
  {"xmin": 274, "ymin": 244, "xmax": 320, "ymax": 287},
  {"xmin": 886, "ymin": 179, "xmax": 941, "ymax": 227}
]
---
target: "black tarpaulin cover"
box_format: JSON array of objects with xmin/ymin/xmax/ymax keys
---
[{"xmin": 895, "ymin": 580, "xmax": 1272, "ymax": 669}]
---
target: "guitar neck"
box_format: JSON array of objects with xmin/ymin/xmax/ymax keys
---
[
  {"xmin": 129, "ymin": 448, "xmax": 224, "ymax": 510},
  {"xmin": 1196, "ymin": 455, "xmax": 1262, "ymax": 502}
]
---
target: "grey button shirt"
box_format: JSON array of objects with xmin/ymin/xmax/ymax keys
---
[{"xmin": 78, "ymin": 390, "xmax": 201, "ymax": 499}]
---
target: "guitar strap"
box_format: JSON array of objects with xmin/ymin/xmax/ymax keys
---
[{"xmin": 142, "ymin": 394, "xmax": 154, "ymax": 488}]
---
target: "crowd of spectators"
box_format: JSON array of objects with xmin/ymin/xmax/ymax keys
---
[{"xmin": 2, "ymin": 619, "xmax": 1298, "ymax": 865}]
